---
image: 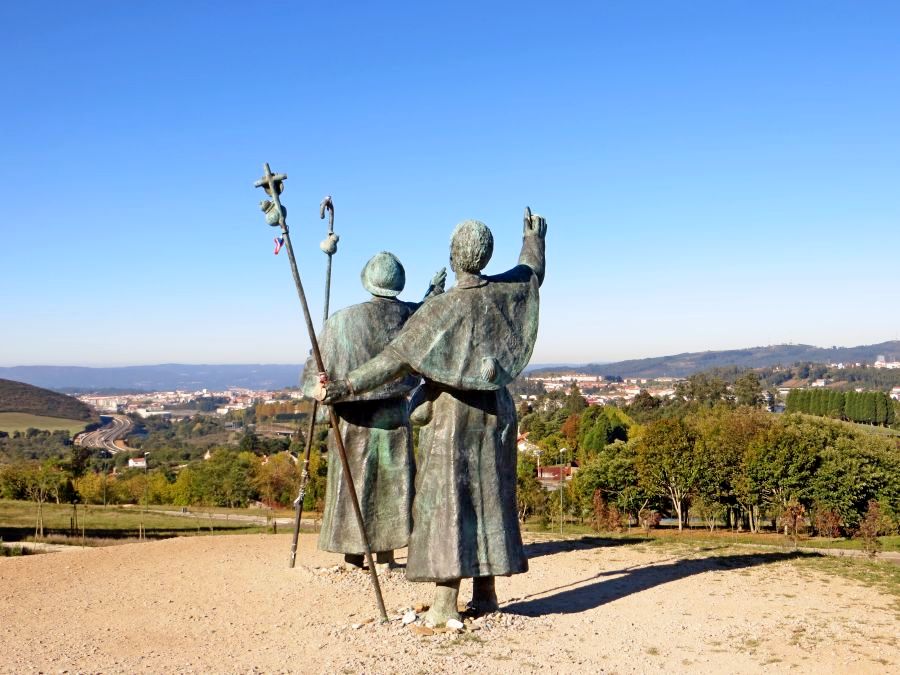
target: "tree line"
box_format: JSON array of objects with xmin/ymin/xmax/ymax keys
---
[
  {"xmin": 0, "ymin": 447, "xmax": 329, "ymax": 515},
  {"xmin": 786, "ymin": 388, "xmax": 896, "ymax": 426},
  {"xmin": 516, "ymin": 382, "xmax": 900, "ymax": 539}
]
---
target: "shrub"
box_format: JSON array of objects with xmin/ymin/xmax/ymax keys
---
[
  {"xmin": 857, "ymin": 500, "xmax": 886, "ymax": 557},
  {"xmin": 592, "ymin": 490, "xmax": 624, "ymax": 532},
  {"xmin": 780, "ymin": 500, "xmax": 807, "ymax": 546},
  {"xmin": 812, "ymin": 505, "xmax": 843, "ymax": 538},
  {"xmin": 640, "ymin": 510, "xmax": 662, "ymax": 533}
]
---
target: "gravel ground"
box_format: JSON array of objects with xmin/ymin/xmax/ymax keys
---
[{"xmin": 1, "ymin": 533, "xmax": 897, "ymax": 673}]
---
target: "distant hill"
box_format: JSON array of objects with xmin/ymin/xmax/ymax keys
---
[
  {"xmin": 534, "ymin": 341, "xmax": 900, "ymax": 379},
  {"xmin": 0, "ymin": 379, "xmax": 97, "ymax": 421},
  {"xmin": 5, "ymin": 341, "xmax": 899, "ymax": 390},
  {"xmin": 0, "ymin": 364, "xmax": 302, "ymax": 393}
]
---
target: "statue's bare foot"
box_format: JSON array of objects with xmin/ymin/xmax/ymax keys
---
[
  {"xmin": 471, "ymin": 576, "xmax": 500, "ymax": 615},
  {"xmin": 423, "ymin": 580, "xmax": 461, "ymax": 627}
]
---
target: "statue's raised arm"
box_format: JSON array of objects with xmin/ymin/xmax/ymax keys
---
[
  {"xmin": 421, "ymin": 266, "xmax": 447, "ymax": 302},
  {"xmin": 519, "ymin": 208, "xmax": 547, "ymax": 285}
]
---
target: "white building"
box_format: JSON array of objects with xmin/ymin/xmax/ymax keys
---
[{"xmin": 874, "ymin": 355, "xmax": 900, "ymax": 370}]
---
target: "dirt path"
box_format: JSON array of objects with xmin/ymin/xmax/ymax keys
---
[{"xmin": 1, "ymin": 533, "xmax": 897, "ymax": 673}]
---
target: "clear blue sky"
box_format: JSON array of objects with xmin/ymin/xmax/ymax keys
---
[{"xmin": 1, "ymin": 1, "xmax": 898, "ymax": 367}]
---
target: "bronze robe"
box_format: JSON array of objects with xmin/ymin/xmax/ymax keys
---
[
  {"xmin": 302, "ymin": 297, "xmax": 419, "ymax": 554},
  {"xmin": 348, "ymin": 234, "xmax": 545, "ymax": 580}
]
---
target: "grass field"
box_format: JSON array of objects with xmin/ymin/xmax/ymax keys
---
[
  {"xmin": 0, "ymin": 499, "xmax": 271, "ymax": 544},
  {"xmin": 3, "ymin": 497, "xmax": 897, "ymax": 558},
  {"xmin": 522, "ymin": 519, "xmax": 900, "ymax": 553},
  {"xmin": 830, "ymin": 416, "xmax": 900, "ymax": 438},
  {"xmin": 0, "ymin": 412, "xmax": 89, "ymax": 435}
]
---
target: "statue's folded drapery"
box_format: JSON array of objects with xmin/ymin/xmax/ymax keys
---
[
  {"xmin": 404, "ymin": 383, "xmax": 526, "ymax": 581},
  {"xmin": 343, "ymin": 231, "xmax": 545, "ymax": 581},
  {"xmin": 318, "ymin": 396, "xmax": 413, "ymax": 554},
  {"xmin": 302, "ymin": 297, "xmax": 419, "ymax": 555}
]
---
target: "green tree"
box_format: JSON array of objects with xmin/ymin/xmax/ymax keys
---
[
  {"xmin": 745, "ymin": 416, "xmax": 822, "ymax": 531},
  {"xmin": 170, "ymin": 467, "xmax": 201, "ymax": 506},
  {"xmin": 576, "ymin": 406, "xmax": 631, "ymax": 464},
  {"xmin": 303, "ymin": 448, "xmax": 328, "ymax": 512},
  {"xmin": 676, "ymin": 373, "xmax": 729, "ymax": 407},
  {"xmin": 0, "ymin": 464, "xmax": 30, "ymax": 500},
  {"xmin": 119, "ymin": 471, "xmax": 149, "ymax": 505},
  {"xmin": 76, "ymin": 471, "xmax": 108, "ymax": 505},
  {"xmin": 630, "ymin": 389, "xmax": 661, "ymax": 412},
  {"xmin": 564, "ymin": 383, "xmax": 588, "ymax": 415},
  {"xmin": 691, "ymin": 404, "xmax": 771, "ymax": 531},
  {"xmin": 254, "ymin": 452, "xmax": 301, "ymax": 507},
  {"xmin": 578, "ymin": 414, "xmax": 609, "ymax": 463},
  {"xmin": 733, "ymin": 372, "xmax": 764, "ymax": 408},
  {"xmin": 239, "ymin": 430, "xmax": 260, "ymax": 454},
  {"xmin": 635, "ymin": 418, "xmax": 703, "ymax": 530},
  {"xmin": 146, "ymin": 470, "xmax": 172, "ymax": 504},
  {"xmin": 572, "ymin": 440, "xmax": 650, "ymax": 526},
  {"xmin": 516, "ymin": 453, "xmax": 547, "ymax": 523},
  {"xmin": 23, "ymin": 461, "xmax": 66, "ymax": 538},
  {"xmin": 811, "ymin": 438, "xmax": 881, "ymax": 531},
  {"xmin": 190, "ymin": 449, "xmax": 260, "ymax": 507}
]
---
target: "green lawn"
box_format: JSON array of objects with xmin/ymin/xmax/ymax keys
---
[
  {"xmin": 795, "ymin": 413, "xmax": 900, "ymax": 438},
  {"xmin": 0, "ymin": 412, "xmax": 89, "ymax": 435},
  {"xmin": 522, "ymin": 519, "xmax": 900, "ymax": 553},
  {"xmin": 0, "ymin": 499, "xmax": 269, "ymax": 544}
]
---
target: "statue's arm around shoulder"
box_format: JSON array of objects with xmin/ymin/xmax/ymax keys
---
[
  {"xmin": 317, "ymin": 347, "xmax": 413, "ymax": 404},
  {"xmin": 348, "ymin": 347, "xmax": 412, "ymax": 394},
  {"xmin": 518, "ymin": 212, "xmax": 547, "ymax": 286}
]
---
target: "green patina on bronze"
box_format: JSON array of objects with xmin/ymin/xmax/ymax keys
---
[
  {"xmin": 301, "ymin": 255, "xmax": 444, "ymax": 558},
  {"xmin": 321, "ymin": 211, "xmax": 547, "ymax": 625}
]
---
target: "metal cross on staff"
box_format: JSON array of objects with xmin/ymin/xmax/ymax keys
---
[{"xmin": 254, "ymin": 163, "xmax": 388, "ymax": 622}]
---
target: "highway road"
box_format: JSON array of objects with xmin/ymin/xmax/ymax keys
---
[{"xmin": 75, "ymin": 414, "xmax": 133, "ymax": 455}]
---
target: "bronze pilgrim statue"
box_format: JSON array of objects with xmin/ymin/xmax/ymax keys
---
[
  {"xmin": 318, "ymin": 210, "xmax": 547, "ymax": 626},
  {"xmin": 301, "ymin": 253, "xmax": 445, "ymax": 569}
]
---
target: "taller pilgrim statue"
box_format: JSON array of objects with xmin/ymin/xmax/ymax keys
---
[{"xmin": 319, "ymin": 211, "xmax": 547, "ymax": 626}]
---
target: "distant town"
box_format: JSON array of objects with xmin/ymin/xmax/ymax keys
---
[
  {"xmin": 74, "ymin": 351, "xmax": 900, "ymax": 424},
  {"xmin": 77, "ymin": 387, "xmax": 304, "ymax": 420}
]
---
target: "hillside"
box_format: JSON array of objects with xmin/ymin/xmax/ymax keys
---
[
  {"xmin": 540, "ymin": 340, "xmax": 900, "ymax": 379},
  {"xmin": 0, "ymin": 378, "xmax": 96, "ymax": 421},
  {"xmin": 0, "ymin": 364, "xmax": 302, "ymax": 392}
]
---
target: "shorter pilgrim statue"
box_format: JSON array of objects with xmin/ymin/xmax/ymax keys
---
[{"xmin": 302, "ymin": 252, "xmax": 445, "ymax": 569}]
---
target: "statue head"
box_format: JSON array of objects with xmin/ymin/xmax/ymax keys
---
[
  {"xmin": 361, "ymin": 251, "xmax": 406, "ymax": 298},
  {"xmin": 450, "ymin": 220, "xmax": 493, "ymax": 274}
]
